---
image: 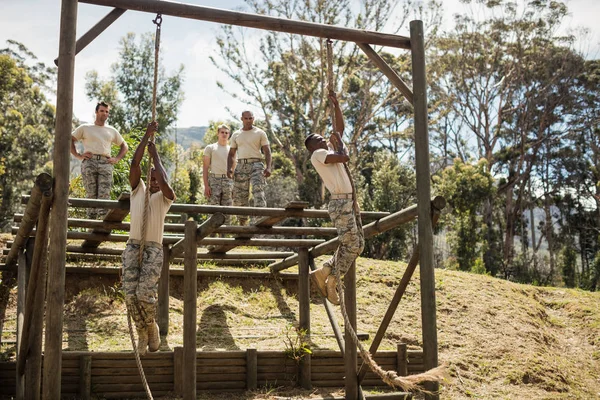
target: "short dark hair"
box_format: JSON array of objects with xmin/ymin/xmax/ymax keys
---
[
  {"xmin": 304, "ymin": 133, "xmax": 319, "ymax": 150},
  {"xmin": 95, "ymin": 101, "xmax": 110, "ymax": 112}
]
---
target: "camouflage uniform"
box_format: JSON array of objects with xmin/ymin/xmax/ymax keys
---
[
  {"xmin": 121, "ymin": 240, "xmax": 163, "ymax": 331},
  {"xmin": 233, "ymin": 160, "xmax": 266, "ymax": 225},
  {"xmin": 323, "ymin": 198, "xmax": 365, "ymax": 276},
  {"xmin": 208, "ymin": 175, "xmax": 234, "ymax": 224},
  {"xmin": 81, "ymin": 156, "xmax": 113, "ymax": 219}
]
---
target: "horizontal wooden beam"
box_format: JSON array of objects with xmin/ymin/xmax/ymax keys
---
[
  {"xmin": 4, "ymin": 245, "xmax": 294, "ymax": 259},
  {"xmin": 22, "ymin": 196, "xmax": 389, "ymax": 220},
  {"xmin": 0, "ymin": 264, "xmax": 299, "ymax": 279},
  {"xmin": 78, "ymin": 0, "xmax": 411, "ymax": 49},
  {"xmin": 10, "ymin": 228, "xmax": 325, "ymax": 248},
  {"xmin": 14, "ymin": 214, "xmax": 338, "ymax": 236},
  {"xmin": 54, "ymin": 7, "xmax": 126, "ymax": 65},
  {"xmin": 270, "ymin": 196, "xmax": 446, "ymax": 272}
]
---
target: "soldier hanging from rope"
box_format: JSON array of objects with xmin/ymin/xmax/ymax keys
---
[
  {"xmin": 305, "ymin": 90, "xmax": 365, "ymax": 305},
  {"xmin": 122, "ymin": 121, "xmax": 175, "ymax": 355}
]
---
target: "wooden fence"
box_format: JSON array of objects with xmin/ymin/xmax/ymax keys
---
[{"xmin": 0, "ymin": 347, "xmax": 422, "ymax": 398}]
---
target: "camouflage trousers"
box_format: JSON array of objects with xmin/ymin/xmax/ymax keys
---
[
  {"xmin": 324, "ymin": 198, "xmax": 365, "ymax": 277},
  {"xmin": 121, "ymin": 241, "xmax": 163, "ymax": 331},
  {"xmin": 208, "ymin": 175, "xmax": 234, "ymax": 225},
  {"xmin": 81, "ymin": 157, "xmax": 113, "ymax": 219},
  {"xmin": 233, "ymin": 161, "xmax": 266, "ymax": 225}
]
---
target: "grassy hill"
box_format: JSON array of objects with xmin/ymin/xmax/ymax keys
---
[{"xmin": 1, "ymin": 250, "xmax": 599, "ymax": 399}]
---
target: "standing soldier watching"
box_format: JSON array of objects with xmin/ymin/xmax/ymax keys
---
[
  {"xmin": 71, "ymin": 101, "xmax": 128, "ymax": 219},
  {"xmin": 122, "ymin": 121, "xmax": 175, "ymax": 355},
  {"xmin": 227, "ymin": 111, "xmax": 272, "ymax": 225},
  {"xmin": 203, "ymin": 124, "xmax": 235, "ymax": 224}
]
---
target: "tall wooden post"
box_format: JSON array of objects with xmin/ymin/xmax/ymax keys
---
[
  {"xmin": 15, "ymin": 246, "xmax": 29, "ymax": 400},
  {"xmin": 183, "ymin": 221, "xmax": 197, "ymax": 400},
  {"xmin": 344, "ymin": 261, "xmax": 358, "ymax": 399},
  {"xmin": 158, "ymin": 244, "xmax": 170, "ymax": 338},
  {"xmin": 410, "ymin": 19, "xmax": 439, "ymax": 398},
  {"xmin": 44, "ymin": 1, "xmax": 77, "ymax": 398},
  {"xmin": 297, "ymin": 248, "xmax": 311, "ymax": 389}
]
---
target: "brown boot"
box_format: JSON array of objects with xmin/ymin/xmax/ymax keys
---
[
  {"xmin": 326, "ymin": 275, "xmax": 340, "ymax": 305},
  {"xmin": 137, "ymin": 328, "xmax": 148, "ymax": 356},
  {"xmin": 310, "ymin": 267, "xmax": 329, "ymax": 297},
  {"xmin": 148, "ymin": 320, "xmax": 160, "ymax": 352}
]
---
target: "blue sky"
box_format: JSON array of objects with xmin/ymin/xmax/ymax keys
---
[{"xmin": 1, "ymin": 0, "xmax": 598, "ymax": 128}]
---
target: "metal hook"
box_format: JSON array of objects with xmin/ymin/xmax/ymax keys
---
[{"xmin": 152, "ymin": 13, "xmax": 163, "ymax": 27}]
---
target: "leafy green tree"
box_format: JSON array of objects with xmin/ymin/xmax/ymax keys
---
[
  {"xmin": 0, "ymin": 41, "xmax": 55, "ymax": 230},
  {"xmin": 435, "ymin": 158, "xmax": 495, "ymax": 271},
  {"xmin": 360, "ymin": 149, "xmax": 416, "ymax": 260},
  {"xmin": 84, "ymin": 32, "xmax": 185, "ymax": 137}
]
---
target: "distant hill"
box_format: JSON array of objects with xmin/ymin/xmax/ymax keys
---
[{"xmin": 168, "ymin": 126, "xmax": 208, "ymax": 149}]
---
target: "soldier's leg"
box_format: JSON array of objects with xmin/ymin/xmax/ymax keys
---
[
  {"xmin": 96, "ymin": 160, "xmax": 114, "ymax": 218},
  {"xmin": 328, "ymin": 199, "xmax": 363, "ymax": 277},
  {"xmin": 233, "ymin": 163, "xmax": 251, "ymax": 225},
  {"xmin": 250, "ymin": 162, "xmax": 267, "ymax": 208},
  {"xmin": 136, "ymin": 244, "xmax": 164, "ymax": 352},
  {"xmin": 121, "ymin": 243, "xmax": 150, "ymax": 353},
  {"xmin": 207, "ymin": 176, "xmax": 221, "ymax": 206},
  {"xmin": 221, "ymin": 178, "xmax": 234, "ymax": 225},
  {"xmin": 80, "ymin": 159, "xmax": 99, "ymax": 219}
]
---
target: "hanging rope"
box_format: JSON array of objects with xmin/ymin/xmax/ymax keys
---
[
  {"xmin": 325, "ymin": 39, "xmax": 445, "ymax": 393},
  {"xmin": 123, "ymin": 13, "xmax": 163, "ymax": 400}
]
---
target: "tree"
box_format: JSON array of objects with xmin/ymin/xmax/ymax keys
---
[
  {"xmin": 84, "ymin": 32, "xmax": 185, "ymax": 137},
  {"xmin": 435, "ymin": 158, "xmax": 495, "ymax": 271},
  {"xmin": 0, "ymin": 41, "xmax": 55, "ymax": 230},
  {"xmin": 211, "ymin": 0, "xmax": 434, "ymax": 206},
  {"xmin": 429, "ymin": 0, "xmax": 585, "ymax": 275}
]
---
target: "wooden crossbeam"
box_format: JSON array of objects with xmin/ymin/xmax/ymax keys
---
[
  {"xmin": 208, "ymin": 201, "xmax": 308, "ymax": 254},
  {"xmin": 81, "ymin": 193, "xmax": 130, "ymax": 249}
]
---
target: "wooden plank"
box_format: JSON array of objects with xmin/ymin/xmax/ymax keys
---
[
  {"xmin": 357, "ymin": 43, "xmax": 414, "ymax": 104},
  {"xmin": 29, "ymin": 196, "xmax": 388, "ymax": 220},
  {"xmin": 43, "ymin": 1, "xmax": 77, "ymax": 398},
  {"xmin": 410, "ymin": 20, "xmax": 438, "ymax": 400},
  {"xmin": 78, "ymin": 0, "xmax": 411, "ymax": 49},
  {"xmin": 171, "ymin": 212, "xmax": 225, "ymax": 257},
  {"xmin": 4, "ymin": 173, "xmax": 52, "ymax": 269},
  {"xmin": 79, "ymin": 355, "xmax": 92, "ymax": 400},
  {"xmin": 174, "ymin": 347, "xmax": 183, "ymax": 395},
  {"xmin": 91, "ymin": 366, "xmax": 173, "ymax": 375},
  {"xmin": 246, "ymin": 348, "xmax": 257, "ymax": 390},
  {"xmin": 53, "ymin": 7, "xmax": 126, "ymax": 65},
  {"xmin": 183, "ymin": 221, "xmax": 197, "ymax": 400},
  {"xmin": 208, "ymin": 201, "xmax": 308, "ymax": 253},
  {"xmin": 196, "ymin": 373, "xmax": 246, "ymax": 382},
  {"xmin": 15, "ymin": 247, "xmax": 28, "ymax": 400},
  {"xmin": 298, "ymin": 247, "xmax": 311, "ymax": 389},
  {"xmin": 158, "ymin": 244, "xmax": 170, "ymax": 337},
  {"xmin": 91, "ymin": 374, "xmax": 173, "ymax": 384},
  {"xmin": 81, "ymin": 193, "xmax": 130, "ymax": 248},
  {"xmin": 344, "ymin": 261, "xmax": 358, "ymax": 400}
]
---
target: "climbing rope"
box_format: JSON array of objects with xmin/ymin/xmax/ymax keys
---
[
  {"xmin": 123, "ymin": 13, "xmax": 163, "ymax": 400},
  {"xmin": 325, "ymin": 39, "xmax": 444, "ymax": 394}
]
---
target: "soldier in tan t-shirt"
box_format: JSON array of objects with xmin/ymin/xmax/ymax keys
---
[
  {"xmin": 121, "ymin": 121, "xmax": 175, "ymax": 355},
  {"xmin": 304, "ymin": 91, "xmax": 364, "ymax": 306},
  {"xmin": 203, "ymin": 124, "xmax": 234, "ymax": 224},
  {"xmin": 227, "ymin": 111, "xmax": 272, "ymax": 225},
  {"xmin": 71, "ymin": 101, "xmax": 128, "ymax": 218}
]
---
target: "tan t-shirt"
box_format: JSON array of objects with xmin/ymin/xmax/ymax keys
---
[
  {"xmin": 72, "ymin": 124, "xmax": 124, "ymax": 157},
  {"xmin": 230, "ymin": 127, "xmax": 269, "ymax": 159},
  {"xmin": 129, "ymin": 180, "xmax": 173, "ymax": 244},
  {"xmin": 204, "ymin": 143, "xmax": 230, "ymax": 175},
  {"xmin": 310, "ymin": 147, "xmax": 352, "ymax": 195}
]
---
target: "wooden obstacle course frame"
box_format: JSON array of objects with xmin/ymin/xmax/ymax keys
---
[{"xmin": 3, "ymin": 0, "xmax": 439, "ymax": 398}]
